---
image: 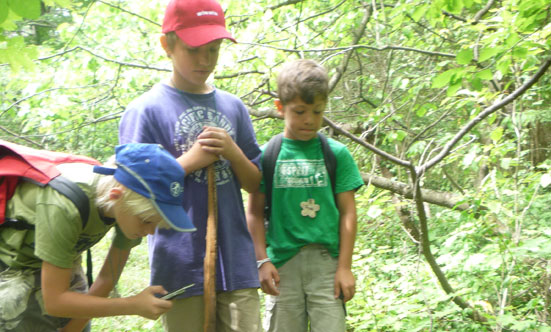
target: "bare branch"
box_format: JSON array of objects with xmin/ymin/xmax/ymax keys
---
[
  {"xmin": 328, "ymin": 3, "xmax": 372, "ymax": 92},
  {"xmin": 97, "ymin": 0, "xmax": 160, "ymax": 26},
  {"xmin": 363, "ymin": 173, "xmax": 469, "ymax": 210},
  {"xmin": 473, "ymin": 0, "xmax": 496, "ymax": 22},
  {"xmin": 442, "ymin": 10, "xmax": 467, "ymax": 22},
  {"xmin": 242, "ymin": 42, "xmax": 456, "ymax": 58},
  {"xmin": 420, "ymin": 57, "xmax": 551, "ymax": 172},
  {"xmin": 32, "ymin": 46, "xmax": 171, "ymax": 71},
  {"xmin": 215, "ymin": 70, "xmax": 265, "ymax": 79},
  {"xmin": 268, "ymin": 0, "xmax": 304, "ymax": 11},
  {"xmin": 323, "ymin": 116, "xmax": 412, "ymax": 168}
]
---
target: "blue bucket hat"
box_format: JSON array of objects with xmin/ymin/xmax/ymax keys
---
[{"xmin": 93, "ymin": 143, "xmax": 195, "ymax": 232}]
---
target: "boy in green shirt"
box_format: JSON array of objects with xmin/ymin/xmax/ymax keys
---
[
  {"xmin": 0, "ymin": 143, "xmax": 208, "ymax": 332},
  {"xmin": 247, "ymin": 59, "xmax": 364, "ymax": 332}
]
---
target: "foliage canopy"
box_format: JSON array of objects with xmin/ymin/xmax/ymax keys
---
[{"xmin": 1, "ymin": 0, "xmax": 551, "ymax": 330}]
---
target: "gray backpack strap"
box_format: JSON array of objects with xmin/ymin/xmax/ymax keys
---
[{"xmin": 262, "ymin": 133, "xmax": 283, "ymax": 227}]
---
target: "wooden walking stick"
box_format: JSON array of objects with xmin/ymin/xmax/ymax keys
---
[{"xmin": 204, "ymin": 165, "xmax": 218, "ymax": 332}]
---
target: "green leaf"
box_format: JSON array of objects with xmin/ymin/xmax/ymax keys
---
[
  {"xmin": 447, "ymin": 82, "xmax": 462, "ymax": 96},
  {"xmin": 445, "ymin": 0, "xmax": 464, "ymax": 14},
  {"xmin": 479, "ymin": 47, "xmax": 501, "ymax": 62},
  {"xmin": 490, "ymin": 127, "xmax": 503, "ymax": 142},
  {"xmin": 512, "ymin": 47, "xmax": 528, "ymax": 59},
  {"xmin": 411, "ymin": 5, "xmax": 427, "ymax": 21},
  {"xmin": 456, "ymin": 48, "xmax": 473, "ymax": 65},
  {"xmin": 505, "ymin": 33, "xmax": 521, "ymax": 48},
  {"xmin": 416, "ymin": 103, "xmax": 435, "ymax": 117},
  {"xmin": 432, "ymin": 69, "xmax": 456, "ymax": 88},
  {"xmin": 0, "ymin": 0, "xmax": 8, "ymax": 24},
  {"xmin": 44, "ymin": 0, "xmax": 72, "ymax": 7},
  {"xmin": 471, "ymin": 77, "xmax": 483, "ymax": 91},
  {"xmin": 0, "ymin": 36, "xmax": 37, "ymax": 72},
  {"xmin": 7, "ymin": 0, "xmax": 41, "ymax": 19},
  {"xmin": 476, "ymin": 69, "xmax": 493, "ymax": 80},
  {"xmin": 497, "ymin": 58, "xmax": 511, "ymax": 76},
  {"xmin": 396, "ymin": 130, "xmax": 407, "ymax": 141},
  {"xmin": 487, "ymin": 113, "xmax": 497, "ymax": 125}
]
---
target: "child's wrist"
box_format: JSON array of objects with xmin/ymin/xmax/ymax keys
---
[{"xmin": 256, "ymin": 257, "xmax": 271, "ymax": 269}]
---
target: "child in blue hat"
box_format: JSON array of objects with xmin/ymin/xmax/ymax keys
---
[{"xmin": 0, "ymin": 143, "xmax": 194, "ymax": 332}]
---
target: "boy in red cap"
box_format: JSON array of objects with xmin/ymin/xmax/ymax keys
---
[{"xmin": 119, "ymin": 0, "xmax": 262, "ymax": 331}]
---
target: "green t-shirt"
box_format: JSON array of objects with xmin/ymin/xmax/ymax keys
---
[
  {"xmin": 261, "ymin": 136, "xmax": 364, "ymax": 268},
  {"xmin": 0, "ymin": 163, "xmax": 140, "ymax": 270}
]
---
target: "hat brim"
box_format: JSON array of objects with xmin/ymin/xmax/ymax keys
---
[
  {"xmin": 175, "ymin": 25, "xmax": 236, "ymax": 47},
  {"xmin": 153, "ymin": 200, "xmax": 196, "ymax": 232}
]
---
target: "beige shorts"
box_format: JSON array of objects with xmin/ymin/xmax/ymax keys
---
[
  {"xmin": 264, "ymin": 244, "xmax": 346, "ymax": 332},
  {"xmin": 161, "ymin": 288, "xmax": 261, "ymax": 332}
]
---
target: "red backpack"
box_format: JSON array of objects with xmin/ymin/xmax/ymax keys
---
[
  {"xmin": 0, "ymin": 139, "xmax": 101, "ymax": 227},
  {"xmin": 0, "ymin": 140, "xmax": 101, "ymax": 284}
]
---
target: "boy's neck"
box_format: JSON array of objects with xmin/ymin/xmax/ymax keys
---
[{"xmin": 169, "ymin": 78, "xmax": 213, "ymax": 94}]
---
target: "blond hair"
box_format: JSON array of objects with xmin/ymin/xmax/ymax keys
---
[{"xmin": 95, "ymin": 157, "xmax": 170, "ymax": 229}]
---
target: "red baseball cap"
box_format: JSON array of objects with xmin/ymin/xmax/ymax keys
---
[{"xmin": 162, "ymin": 0, "xmax": 236, "ymax": 47}]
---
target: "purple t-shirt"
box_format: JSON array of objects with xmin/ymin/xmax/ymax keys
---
[{"xmin": 119, "ymin": 83, "xmax": 261, "ymax": 297}]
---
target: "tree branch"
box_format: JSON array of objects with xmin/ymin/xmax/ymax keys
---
[
  {"xmin": 323, "ymin": 116, "xmax": 412, "ymax": 168},
  {"xmin": 97, "ymin": 0, "xmax": 160, "ymax": 26},
  {"xmin": 420, "ymin": 57, "xmax": 551, "ymax": 173},
  {"xmin": 328, "ymin": 3, "xmax": 372, "ymax": 92},
  {"xmin": 241, "ymin": 42, "xmax": 456, "ymax": 58},
  {"xmin": 268, "ymin": 0, "xmax": 304, "ymax": 11},
  {"xmin": 363, "ymin": 173, "xmax": 469, "ymax": 210}
]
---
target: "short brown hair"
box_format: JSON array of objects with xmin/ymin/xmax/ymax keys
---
[
  {"xmin": 276, "ymin": 59, "xmax": 329, "ymax": 105},
  {"xmin": 165, "ymin": 31, "xmax": 180, "ymax": 51}
]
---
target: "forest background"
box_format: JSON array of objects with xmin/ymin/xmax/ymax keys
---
[{"xmin": 1, "ymin": 0, "xmax": 551, "ymax": 331}]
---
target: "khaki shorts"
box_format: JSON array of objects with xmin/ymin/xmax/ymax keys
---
[
  {"xmin": 264, "ymin": 244, "xmax": 346, "ymax": 332},
  {"xmin": 162, "ymin": 288, "xmax": 261, "ymax": 332}
]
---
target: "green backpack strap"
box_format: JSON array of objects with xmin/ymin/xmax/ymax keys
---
[{"xmin": 262, "ymin": 133, "xmax": 337, "ymax": 227}]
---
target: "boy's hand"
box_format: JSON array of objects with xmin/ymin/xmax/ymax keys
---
[
  {"xmin": 131, "ymin": 285, "xmax": 173, "ymax": 320},
  {"xmin": 259, "ymin": 262, "xmax": 280, "ymax": 296},
  {"xmin": 178, "ymin": 141, "xmax": 219, "ymax": 174},
  {"xmin": 197, "ymin": 126, "xmax": 240, "ymax": 162},
  {"xmin": 334, "ymin": 267, "xmax": 355, "ymax": 302}
]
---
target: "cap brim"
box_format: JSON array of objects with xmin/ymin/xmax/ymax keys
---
[
  {"xmin": 154, "ymin": 200, "xmax": 196, "ymax": 232},
  {"xmin": 175, "ymin": 25, "xmax": 236, "ymax": 47}
]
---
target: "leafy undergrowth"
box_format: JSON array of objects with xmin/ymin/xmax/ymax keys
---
[{"xmin": 89, "ymin": 184, "xmax": 551, "ymax": 331}]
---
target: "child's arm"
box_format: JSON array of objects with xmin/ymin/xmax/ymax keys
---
[
  {"xmin": 334, "ymin": 190, "xmax": 358, "ymax": 303},
  {"xmin": 41, "ymin": 245, "xmax": 172, "ymax": 323},
  {"xmin": 246, "ymin": 191, "xmax": 280, "ymax": 295},
  {"xmin": 59, "ymin": 245, "xmax": 133, "ymax": 331},
  {"xmin": 197, "ymin": 126, "xmax": 261, "ymax": 193}
]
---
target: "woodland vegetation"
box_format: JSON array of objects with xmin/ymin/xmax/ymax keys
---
[{"xmin": 1, "ymin": 0, "xmax": 551, "ymax": 331}]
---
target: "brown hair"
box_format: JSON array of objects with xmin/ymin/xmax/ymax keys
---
[
  {"xmin": 165, "ymin": 32, "xmax": 180, "ymax": 51},
  {"xmin": 276, "ymin": 59, "xmax": 329, "ymax": 105}
]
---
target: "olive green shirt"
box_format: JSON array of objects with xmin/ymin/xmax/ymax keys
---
[{"xmin": 0, "ymin": 163, "xmax": 139, "ymax": 270}]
